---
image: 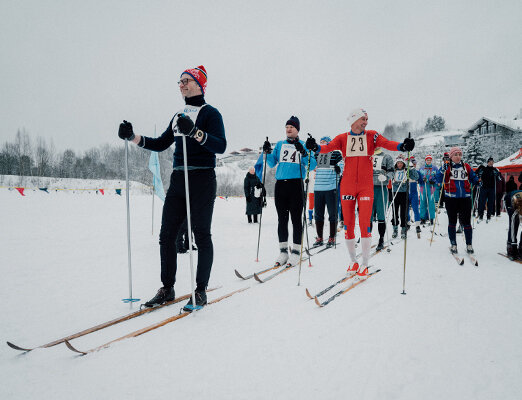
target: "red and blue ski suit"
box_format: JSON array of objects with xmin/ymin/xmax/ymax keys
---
[{"xmin": 317, "ymin": 130, "xmax": 401, "ymax": 240}]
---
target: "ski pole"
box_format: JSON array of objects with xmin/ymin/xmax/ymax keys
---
[
  {"xmin": 181, "ymin": 134, "xmax": 198, "ymax": 311},
  {"xmin": 298, "ymin": 139, "xmax": 313, "ymax": 286},
  {"xmin": 380, "ymin": 182, "xmax": 391, "ymax": 250},
  {"xmin": 402, "ymin": 133, "xmax": 412, "ymax": 295},
  {"xmin": 122, "ymin": 139, "xmax": 140, "ymax": 304},
  {"xmin": 255, "ymin": 138, "xmax": 268, "ymax": 262},
  {"xmin": 334, "ymin": 170, "xmax": 339, "ymax": 249},
  {"xmin": 429, "ymin": 180, "xmax": 445, "ymax": 246}
]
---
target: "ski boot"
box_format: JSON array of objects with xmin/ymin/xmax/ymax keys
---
[
  {"xmin": 450, "ymin": 242, "xmax": 458, "ymax": 254},
  {"xmin": 143, "ymin": 286, "xmax": 175, "ymax": 308},
  {"xmin": 183, "ymin": 289, "xmax": 207, "ymax": 312},
  {"xmin": 401, "ymin": 227, "xmax": 407, "ymax": 239},
  {"xmin": 420, "ymin": 219, "xmax": 426, "ymax": 225},
  {"xmin": 275, "ymin": 242, "xmax": 289, "ymax": 266},
  {"xmin": 312, "ymin": 237, "xmax": 323, "ymax": 248},
  {"xmin": 392, "ymin": 225, "xmax": 398, "ymax": 239},
  {"xmin": 429, "ymin": 219, "xmax": 434, "ymax": 225},
  {"xmin": 326, "ymin": 237, "xmax": 336, "ymax": 248},
  {"xmin": 354, "ymin": 265, "xmax": 369, "ymax": 281},
  {"xmin": 347, "ymin": 262, "xmax": 359, "ymax": 274},
  {"xmin": 376, "ymin": 237, "xmax": 385, "ymax": 251},
  {"xmin": 416, "ymin": 226, "xmax": 421, "ymax": 235},
  {"xmin": 466, "ymin": 245, "xmax": 474, "ymax": 254},
  {"xmin": 287, "ymin": 244, "xmax": 302, "ymax": 266},
  {"xmin": 507, "ymin": 243, "xmax": 518, "ymax": 260}
]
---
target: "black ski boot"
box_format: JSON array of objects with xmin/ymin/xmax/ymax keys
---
[
  {"xmin": 466, "ymin": 245, "xmax": 474, "ymax": 254},
  {"xmin": 183, "ymin": 289, "xmax": 207, "ymax": 312},
  {"xmin": 143, "ymin": 287, "xmax": 175, "ymax": 308},
  {"xmin": 400, "ymin": 227, "xmax": 407, "ymax": 239},
  {"xmin": 416, "ymin": 226, "xmax": 421, "ymax": 234},
  {"xmin": 507, "ymin": 243, "xmax": 518, "ymax": 260},
  {"xmin": 376, "ymin": 237, "xmax": 385, "ymax": 251},
  {"xmin": 450, "ymin": 242, "xmax": 458, "ymax": 254},
  {"xmin": 392, "ymin": 225, "xmax": 398, "ymax": 239}
]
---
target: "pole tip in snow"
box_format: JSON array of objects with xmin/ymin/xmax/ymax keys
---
[
  {"xmin": 401, "ymin": 291, "xmax": 406, "ymax": 295},
  {"xmin": 122, "ymin": 298, "xmax": 141, "ymax": 303}
]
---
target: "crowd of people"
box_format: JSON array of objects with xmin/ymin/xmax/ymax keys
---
[{"xmin": 116, "ymin": 64, "xmax": 521, "ymax": 311}]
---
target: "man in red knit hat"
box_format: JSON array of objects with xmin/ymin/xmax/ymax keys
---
[
  {"xmin": 306, "ymin": 108, "xmax": 414, "ymax": 278},
  {"xmin": 118, "ymin": 65, "xmax": 226, "ymax": 311}
]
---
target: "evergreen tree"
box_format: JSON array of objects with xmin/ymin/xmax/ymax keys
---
[
  {"xmin": 463, "ymin": 133, "xmax": 486, "ymax": 167},
  {"xmin": 425, "ymin": 115, "xmax": 446, "ymax": 132}
]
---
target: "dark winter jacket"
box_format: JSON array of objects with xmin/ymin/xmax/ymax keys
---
[
  {"xmin": 506, "ymin": 176, "xmax": 517, "ymax": 194},
  {"xmin": 496, "ymin": 174, "xmax": 506, "ymax": 195},
  {"xmin": 476, "ymin": 165, "xmax": 500, "ymax": 188},
  {"xmin": 519, "ymin": 172, "xmax": 522, "ymax": 189},
  {"xmin": 138, "ymin": 95, "xmax": 226, "ymax": 168},
  {"xmin": 244, "ymin": 172, "xmax": 263, "ymax": 215}
]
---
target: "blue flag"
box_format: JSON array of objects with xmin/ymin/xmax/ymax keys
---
[{"xmin": 148, "ymin": 152, "xmax": 165, "ymax": 201}]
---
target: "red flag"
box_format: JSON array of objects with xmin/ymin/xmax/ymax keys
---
[
  {"xmin": 99, "ymin": 189, "xmax": 105, "ymax": 195},
  {"xmin": 15, "ymin": 187, "xmax": 25, "ymax": 196}
]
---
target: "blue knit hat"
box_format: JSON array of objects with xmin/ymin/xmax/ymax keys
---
[
  {"xmin": 286, "ymin": 116, "xmax": 300, "ymax": 131},
  {"xmin": 320, "ymin": 136, "xmax": 331, "ymax": 144}
]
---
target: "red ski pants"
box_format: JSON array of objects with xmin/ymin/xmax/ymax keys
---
[{"xmin": 340, "ymin": 185, "xmax": 374, "ymax": 240}]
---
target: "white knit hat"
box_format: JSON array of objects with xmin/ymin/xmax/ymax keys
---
[{"xmin": 347, "ymin": 108, "xmax": 367, "ymax": 126}]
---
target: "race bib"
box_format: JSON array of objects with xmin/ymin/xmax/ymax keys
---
[
  {"xmin": 316, "ymin": 152, "xmax": 333, "ymax": 169},
  {"xmin": 450, "ymin": 166, "xmax": 468, "ymax": 181},
  {"xmin": 372, "ymin": 155, "xmax": 383, "ymax": 170},
  {"xmin": 346, "ymin": 134, "xmax": 368, "ymax": 157},
  {"xmin": 394, "ymin": 170, "xmax": 406, "ymax": 183},
  {"xmin": 279, "ymin": 143, "xmax": 300, "ymax": 164},
  {"xmin": 172, "ymin": 105, "xmax": 206, "ymax": 137}
]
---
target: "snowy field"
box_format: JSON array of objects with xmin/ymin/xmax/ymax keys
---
[{"xmin": 1, "ymin": 188, "xmax": 521, "ymax": 400}]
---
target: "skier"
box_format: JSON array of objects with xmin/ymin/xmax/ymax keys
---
[
  {"xmin": 118, "ymin": 65, "xmax": 226, "ymax": 310},
  {"xmin": 391, "ymin": 155, "xmax": 419, "ymax": 239},
  {"xmin": 406, "ymin": 155, "xmax": 422, "ymax": 236},
  {"xmin": 435, "ymin": 147, "xmax": 479, "ymax": 254},
  {"xmin": 476, "ymin": 157, "xmax": 501, "ymax": 221},
  {"xmin": 419, "ymin": 155, "xmax": 438, "ymax": 225},
  {"xmin": 305, "ymin": 108, "xmax": 414, "ymax": 278},
  {"xmin": 371, "ymin": 147, "xmax": 394, "ymax": 250},
  {"xmin": 244, "ymin": 167, "xmax": 263, "ymax": 223},
  {"xmin": 495, "ymin": 174, "xmax": 506, "ymax": 217},
  {"xmin": 312, "ymin": 136, "xmax": 343, "ymax": 248},
  {"xmin": 259, "ymin": 116, "xmax": 317, "ymax": 267},
  {"xmin": 505, "ymin": 189, "xmax": 522, "ymax": 259}
]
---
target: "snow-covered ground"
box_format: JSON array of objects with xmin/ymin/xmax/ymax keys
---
[{"xmin": 1, "ymin": 188, "xmax": 521, "ymax": 400}]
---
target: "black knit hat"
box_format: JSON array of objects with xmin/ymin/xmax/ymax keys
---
[
  {"xmin": 286, "ymin": 116, "xmax": 300, "ymax": 131},
  {"xmin": 487, "ymin": 157, "xmax": 494, "ymax": 163}
]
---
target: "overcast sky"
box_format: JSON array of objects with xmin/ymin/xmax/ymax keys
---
[{"xmin": 1, "ymin": 0, "xmax": 521, "ymax": 153}]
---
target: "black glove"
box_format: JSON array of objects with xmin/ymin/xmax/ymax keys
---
[
  {"xmin": 399, "ymin": 137, "xmax": 415, "ymax": 152},
  {"xmin": 255, "ymin": 182, "xmax": 263, "ymax": 189},
  {"xmin": 294, "ymin": 141, "xmax": 307, "ymax": 156},
  {"xmin": 176, "ymin": 114, "xmax": 197, "ymax": 137},
  {"xmin": 306, "ymin": 136, "xmax": 318, "ymax": 152},
  {"xmin": 263, "ymin": 140, "xmax": 272, "ymax": 154},
  {"xmin": 246, "ymin": 195, "xmax": 252, "ymax": 202},
  {"xmin": 334, "ymin": 165, "xmax": 341, "ymax": 174},
  {"xmin": 118, "ymin": 120, "xmax": 135, "ymax": 141}
]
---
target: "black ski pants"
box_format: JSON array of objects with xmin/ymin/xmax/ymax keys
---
[
  {"xmin": 159, "ymin": 169, "xmax": 216, "ymax": 291},
  {"xmin": 392, "ymin": 191, "xmax": 408, "ymax": 228},
  {"xmin": 275, "ymin": 179, "xmax": 304, "ymax": 244},
  {"xmin": 478, "ymin": 187, "xmax": 495, "ymax": 219},
  {"xmin": 445, "ymin": 196, "xmax": 472, "ymax": 245},
  {"xmin": 314, "ymin": 189, "xmax": 338, "ymax": 222}
]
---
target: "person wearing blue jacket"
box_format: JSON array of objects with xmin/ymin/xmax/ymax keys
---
[
  {"xmin": 260, "ymin": 116, "xmax": 317, "ymax": 266},
  {"xmin": 312, "ymin": 136, "xmax": 343, "ymax": 248},
  {"xmin": 435, "ymin": 147, "xmax": 480, "ymax": 254},
  {"xmin": 419, "ymin": 154, "xmax": 439, "ymax": 224},
  {"xmin": 118, "ymin": 65, "xmax": 226, "ymax": 310},
  {"xmin": 406, "ymin": 156, "xmax": 423, "ymax": 236}
]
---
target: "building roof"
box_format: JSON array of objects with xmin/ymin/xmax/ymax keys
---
[
  {"xmin": 495, "ymin": 148, "xmax": 522, "ymax": 172},
  {"xmin": 466, "ymin": 116, "xmax": 522, "ymax": 134},
  {"xmin": 417, "ymin": 130, "xmax": 466, "ymax": 147}
]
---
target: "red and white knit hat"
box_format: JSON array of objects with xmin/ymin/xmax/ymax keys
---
[
  {"xmin": 425, "ymin": 154, "xmax": 433, "ymax": 161},
  {"xmin": 181, "ymin": 65, "xmax": 207, "ymax": 94}
]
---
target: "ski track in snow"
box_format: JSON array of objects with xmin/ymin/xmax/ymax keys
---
[{"xmin": 1, "ymin": 189, "xmax": 521, "ymax": 400}]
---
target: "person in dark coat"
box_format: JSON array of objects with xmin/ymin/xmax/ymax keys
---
[
  {"xmin": 506, "ymin": 176, "xmax": 517, "ymax": 194},
  {"xmin": 476, "ymin": 157, "xmax": 501, "ymax": 221},
  {"xmin": 244, "ymin": 167, "xmax": 264, "ymax": 223},
  {"xmin": 495, "ymin": 174, "xmax": 506, "ymax": 216}
]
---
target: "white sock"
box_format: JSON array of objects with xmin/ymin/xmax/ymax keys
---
[
  {"xmin": 345, "ymin": 238, "xmax": 357, "ymax": 262},
  {"xmin": 361, "ymin": 237, "xmax": 371, "ymax": 266}
]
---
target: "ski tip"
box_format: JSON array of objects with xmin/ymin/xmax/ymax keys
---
[
  {"xmin": 305, "ymin": 288, "xmax": 313, "ymax": 299},
  {"xmin": 64, "ymin": 340, "xmax": 87, "ymax": 355},
  {"xmin": 253, "ymin": 273, "xmax": 263, "ymax": 283},
  {"xmin": 6, "ymin": 341, "xmax": 32, "ymax": 352},
  {"xmin": 234, "ymin": 269, "xmax": 245, "ymax": 280},
  {"xmin": 314, "ymin": 296, "xmax": 323, "ymax": 307}
]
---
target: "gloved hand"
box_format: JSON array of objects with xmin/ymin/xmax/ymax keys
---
[
  {"xmin": 377, "ymin": 173, "xmax": 387, "ymax": 182},
  {"xmin": 294, "ymin": 141, "xmax": 307, "ymax": 156},
  {"xmin": 334, "ymin": 165, "xmax": 341, "ymax": 174},
  {"xmin": 255, "ymin": 182, "xmax": 263, "ymax": 189},
  {"xmin": 118, "ymin": 120, "xmax": 135, "ymax": 141},
  {"xmin": 306, "ymin": 136, "xmax": 318, "ymax": 152},
  {"xmin": 262, "ymin": 140, "xmax": 272, "ymax": 154},
  {"xmin": 399, "ymin": 137, "xmax": 415, "ymax": 152},
  {"xmin": 176, "ymin": 114, "xmax": 197, "ymax": 137},
  {"xmin": 246, "ymin": 195, "xmax": 252, "ymax": 202},
  {"xmin": 423, "ymin": 177, "xmax": 427, "ymax": 182}
]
